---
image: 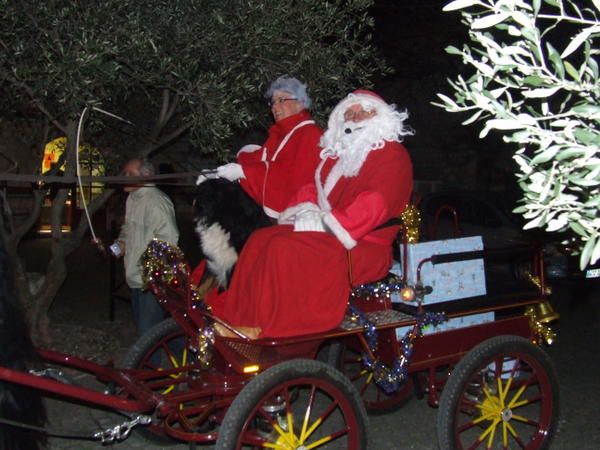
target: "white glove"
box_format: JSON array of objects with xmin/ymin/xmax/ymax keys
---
[
  {"xmin": 294, "ymin": 210, "xmax": 325, "ymax": 232},
  {"xmin": 279, "ymin": 202, "xmax": 320, "ymax": 225},
  {"xmin": 216, "ymin": 163, "xmax": 245, "ymax": 182},
  {"xmin": 196, "ymin": 171, "xmax": 219, "ymax": 185}
]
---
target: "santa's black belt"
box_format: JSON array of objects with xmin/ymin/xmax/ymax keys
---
[{"xmin": 361, "ymin": 218, "xmax": 402, "ymax": 246}]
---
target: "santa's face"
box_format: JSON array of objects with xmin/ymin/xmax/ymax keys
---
[
  {"xmin": 270, "ymin": 90, "xmax": 303, "ymax": 122},
  {"xmin": 343, "ymin": 103, "xmax": 376, "ymax": 123}
]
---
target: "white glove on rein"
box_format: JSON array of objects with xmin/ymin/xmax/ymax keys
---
[{"xmin": 216, "ymin": 163, "xmax": 245, "ymax": 182}]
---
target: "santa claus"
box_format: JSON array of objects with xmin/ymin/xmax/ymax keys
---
[{"xmin": 209, "ymin": 90, "xmax": 414, "ymax": 339}]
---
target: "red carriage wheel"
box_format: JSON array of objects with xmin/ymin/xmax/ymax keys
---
[
  {"xmin": 121, "ymin": 318, "xmax": 191, "ymax": 444},
  {"xmin": 328, "ymin": 341, "xmax": 414, "ymax": 414},
  {"xmin": 437, "ymin": 335, "xmax": 559, "ymax": 450},
  {"xmin": 215, "ymin": 359, "xmax": 368, "ymax": 450}
]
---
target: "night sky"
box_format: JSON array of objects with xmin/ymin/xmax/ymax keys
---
[{"xmin": 370, "ymin": 1, "xmax": 517, "ymax": 198}]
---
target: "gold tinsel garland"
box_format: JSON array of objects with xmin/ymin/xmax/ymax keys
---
[
  {"xmin": 141, "ymin": 239, "xmax": 214, "ymax": 369},
  {"xmin": 401, "ymin": 204, "xmax": 421, "ymax": 243},
  {"xmin": 141, "ymin": 239, "xmax": 189, "ymax": 289},
  {"xmin": 525, "ymin": 306, "xmax": 557, "ymax": 346}
]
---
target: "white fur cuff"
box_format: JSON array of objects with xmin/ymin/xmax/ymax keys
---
[
  {"xmin": 278, "ymin": 202, "xmax": 320, "ymax": 225},
  {"xmin": 322, "ymin": 212, "xmax": 357, "ymax": 249}
]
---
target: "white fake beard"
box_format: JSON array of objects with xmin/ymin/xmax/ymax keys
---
[{"xmin": 336, "ymin": 120, "xmax": 378, "ymax": 177}]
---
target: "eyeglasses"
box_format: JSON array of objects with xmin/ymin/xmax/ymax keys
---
[
  {"xmin": 344, "ymin": 108, "xmax": 376, "ymax": 122},
  {"xmin": 268, "ymin": 97, "xmax": 298, "ymax": 107}
]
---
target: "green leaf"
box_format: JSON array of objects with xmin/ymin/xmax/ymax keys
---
[
  {"xmin": 472, "ymin": 12, "xmax": 510, "ymax": 30},
  {"xmin": 533, "ymin": 0, "xmax": 541, "ymax": 15},
  {"xmin": 445, "ymin": 45, "xmax": 462, "ymax": 56},
  {"xmin": 471, "ymin": 60, "xmax": 495, "ymax": 77},
  {"xmin": 572, "ymin": 104, "xmax": 600, "ymax": 116},
  {"xmin": 564, "ymin": 60, "xmax": 580, "ymax": 81},
  {"xmin": 580, "ymin": 236, "xmax": 595, "ymax": 270},
  {"xmin": 522, "ymin": 86, "xmax": 560, "ymax": 98},
  {"xmin": 462, "ymin": 109, "xmax": 483, "ymax": 125},
  {"xmin": 574, "ymin": 129, "xmax": 600, "ymax": 146},
  {"xmin": 570, "ymin": 177, "xmax": 599, "ymax": 187},
  {"xmin": 587, "ymin": 57, "xmax": 599, "ymax": 81},
  {"xmin": 522, "ymin": 75, "xmax": 545, "ymax": 87},
  {"xmin": 531, "ymin": 146, "xmax": 560, "ymax": 164},
  {"xmin": 443, "ymin": 0, "xmax": 478, "ymax": 11},
  {"xmin": 546, "ymin": 42, "xmax": 565, "ymax": 79},
  {"xmin": 523, "ymin": 211, "xmax": 546, "ymax": 230},
  {"xmin": 487, "ymin": 118, "xmax": 526, "ymax": 130},
  {"xmin": 511, "ymin": 11, "xmax": 533, "ymax": 29},
  {"xmin": 436, "ymin": 93, "xmax": 459, "ymax": 108},
  {"xmin": 592, "ymin": 239, "xmax": 600, "ymax": 266},
  {"xmin": 555, "ymin": 148, "xmax": 588, "ymax": 161},
  {"xmin": 516, "ymin": 113, "xmax": 538, "ymax": 126},
  {"xmin": 522, "ymin": 27, "xmax": 539, "ymax": 43},
  {"xmin": 570, "ymin": 221, "xmax": 588, "ymax": 237},
  {"xmin": 561, "ymin": 27, "xmax": 596, "ymax": 58}
]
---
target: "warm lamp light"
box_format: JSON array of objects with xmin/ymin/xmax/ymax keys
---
[{"xmin": 400, "ymin": 286, "xmax": 416, "ymax": 302}]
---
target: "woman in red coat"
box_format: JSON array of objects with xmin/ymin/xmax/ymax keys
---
[
  {"xmin": 210, "ymin": 90, "xmax": 414, "ymax": 339},
  {"xmin": 207, "ymin": 76, "xmax": 323, "ymax": 220}
]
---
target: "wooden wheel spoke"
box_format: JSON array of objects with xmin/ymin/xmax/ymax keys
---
[
  {"xmin": 300, "ymin": 385, "xmax": 317, "ymax": 443},
  {"xmin": 358, "ymin": 374, "xmax": 372, "ymax": 397},
  {"xmin": 492, "ymin": 356, "xmax": 504, "ymax": 379},
  {"xmin": 505, "ymin": 420, "xmax": 527, "ymax": 449},
  {"xmin": 511, "ymin": 393, "xmax": 542, "ymax": 409},
  {"xmin": 343, "ymin": 356, "xmax": 362, "ymax": 365},
  {"xmin": 502, "ymin": 420, "xmax": 509, "ymax": 448},
  {"xmin": 507, "ymin": 383, "xmax": 527, "ymax": 408},
  {"xmin": 466, "ymin": 438, "xmax": 485, "ymax": 450},
  {"xmin": 305, "ymin": 427, "xmax": 348, "ymax": 450},
  {"xmin": 511, "ymin": 413, "xmax": 539, "ymax": 427},
  {"xmin": 478, "ymin": 417, "xmax": 500, "ymax": 445},
  {"xmin": 142, "ymin": 360, "xmax": 160, "ymax": 370},
  {"xmin": 300, "ymin": 394, "xmax": 340, "ymax": 444},
  {"xmin": 240, "ymin": 429, "xmax": 270, "ymax": 447},
  {"xmin": 498, "ymin": 376, "xmax": 512, "ymax": 406},
  {"xmin": 457, "ymin": 419, "xmax": 482, "ymax": 433},
  {"xmin": 349, "ymin": 369, "xmax": 369, "ymax": 383},
  {"xmin": 161, "ymin": 341, "xmax": 186, "ymax": 368},
  {"xmin": 460, "ymin": 396, "xmax": 480, "ymax": 410},
  {"xmin": 471, "ymin": 411, "xmax": 497, "ymax": 425}
]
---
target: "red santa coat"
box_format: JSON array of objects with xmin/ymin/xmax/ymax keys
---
[
  {"xmin": 211, "ymin": 141, "xmax": 413, "ymax": 338},
  {"xmin": 238, "ymin": 110, "xmax": 323, "ymax": 219}
]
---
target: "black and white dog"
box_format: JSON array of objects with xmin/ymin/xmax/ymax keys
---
[
  {"xmin": 193, "ymin": 179, "xmax": 271, "ymax": 287},
  {"xmin": 0, "ymin": 248, "xmax": 46, "ymax": 450}
]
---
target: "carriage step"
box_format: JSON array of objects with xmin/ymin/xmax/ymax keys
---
[{"xmin": 339, "ymin": 309, "xmax": 414, "ymax": 331}]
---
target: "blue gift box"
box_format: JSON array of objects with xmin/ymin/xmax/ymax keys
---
[
  {"xmin": 392, "ymin": 236, "xmax": 487, "ymax": 304},
  {"xmin": 391, "ymin": 236, "xmax": 491, "ymax": 338}
]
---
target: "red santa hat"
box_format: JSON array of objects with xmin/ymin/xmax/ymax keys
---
[
  {"xmin": 322, "ymin": 89, "xmax": 389, "ymax": 136},
  {"xmin": 351, "ymin": 89, "xmax": 385, "ymax": 102},
  {"xmin": 338, "ymin": 89, "xmax": 390, "ymax": 115}
]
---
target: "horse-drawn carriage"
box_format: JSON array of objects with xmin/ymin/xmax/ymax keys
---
[{"xmin": 0, "ymin": 226, "xmax": 559, "ymax": 449}]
